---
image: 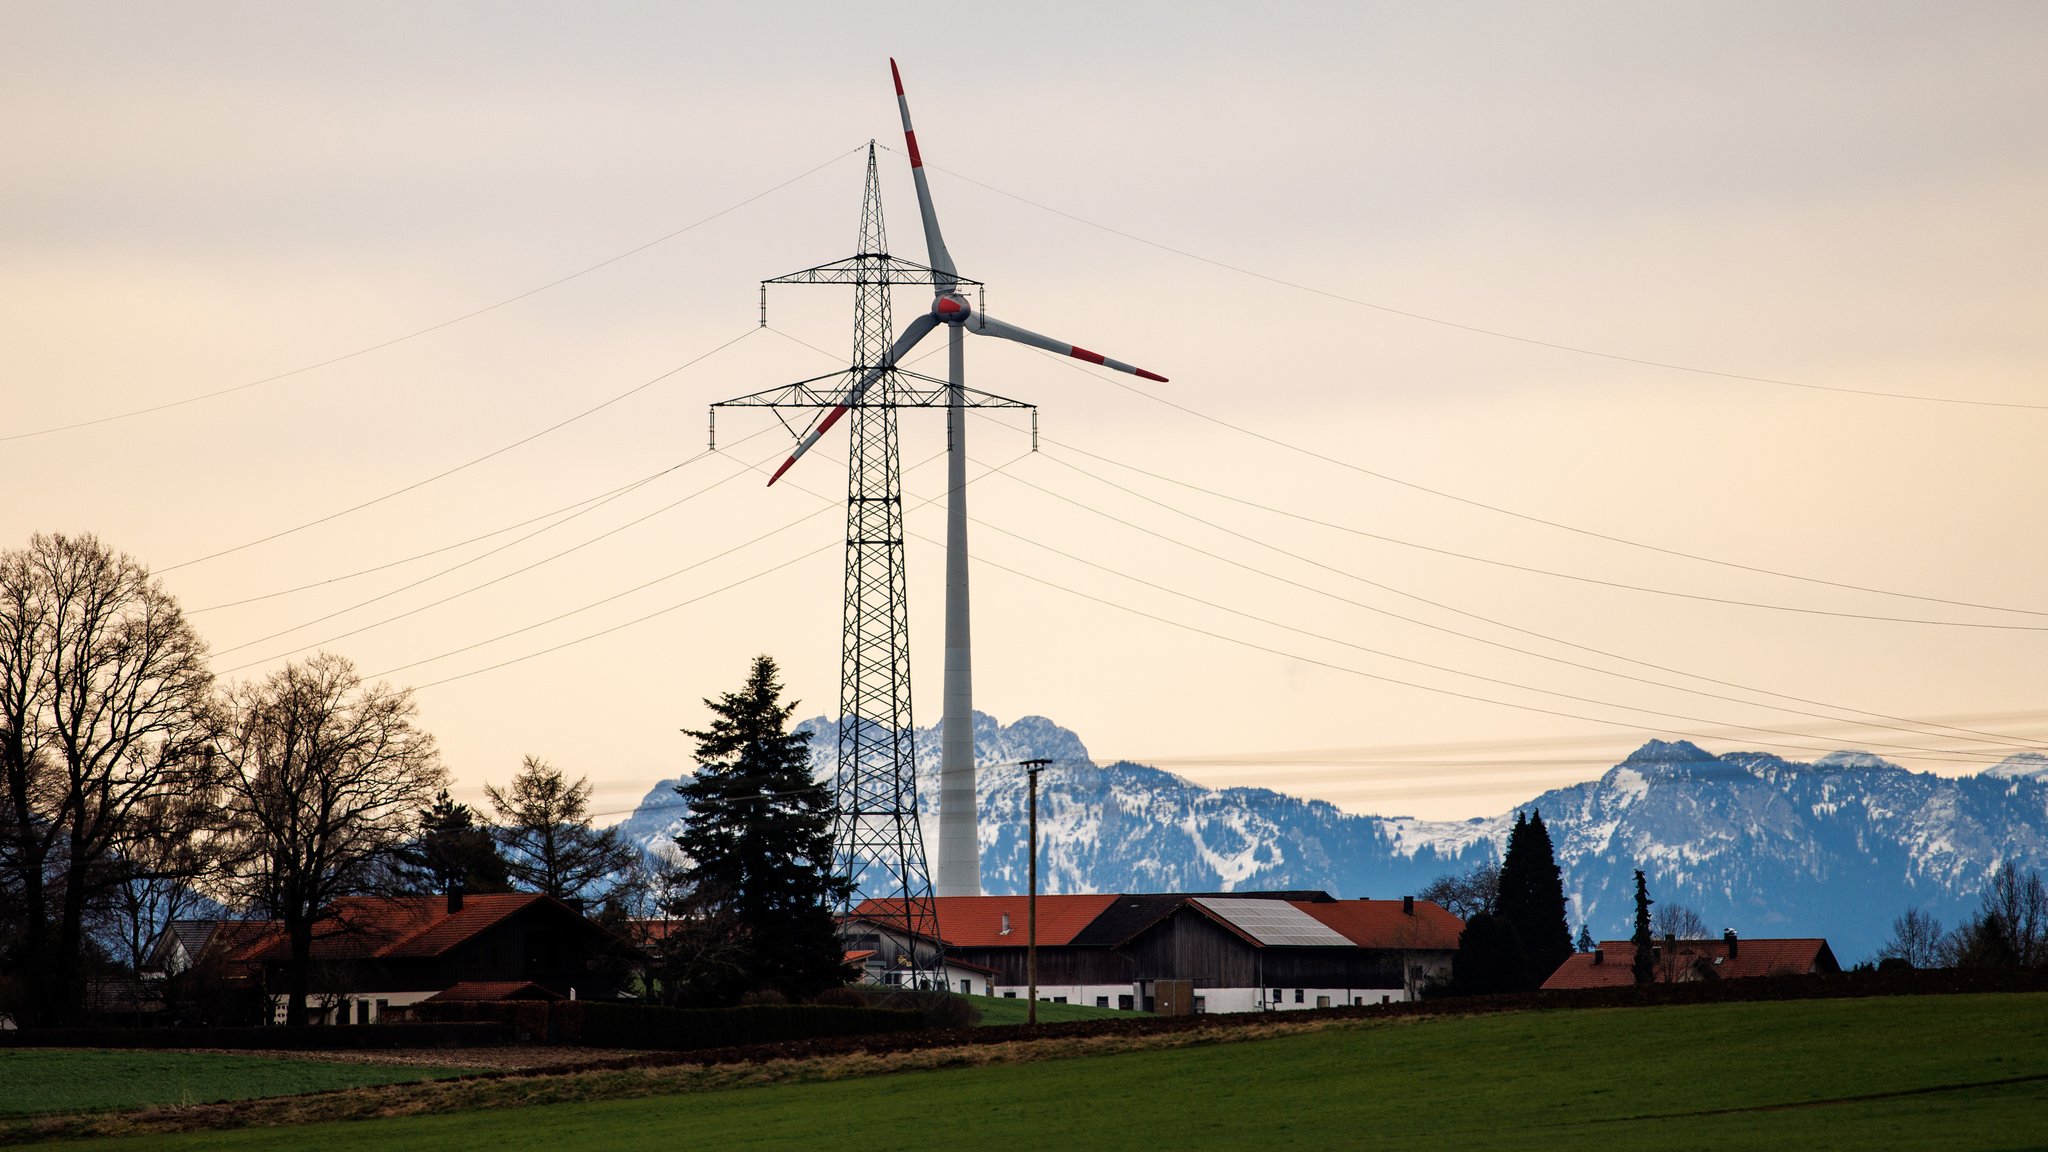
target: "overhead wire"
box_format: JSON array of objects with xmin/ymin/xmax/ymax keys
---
[
  {"xmin": 952, "ymin": 461, "xmax": 2019, "ymax": 766},
  {"xmin": 211, "ymin": 427, "xmax": 779, "ymax": 672},
  {"xmin": 1009, "ymin": 435, "xmax": 2039, "ymax": 750},
  {"xmin": 888, "ymin": 144, "xmax": 2048, "ymax": 413},
  {"xmin": 6, "ymin": 145, "xmax": 865, "ymax": 444},
  {"xmin": 389, "ymin": 444, "xmax": 1035, "ymax": 690},
  {"xmin": 163, "ymin": 327, "xmax": 762, "ymax": 574},
  {"xmin": 1025, "ymin": 348, "xmax": 2048, "ymax": 622}
]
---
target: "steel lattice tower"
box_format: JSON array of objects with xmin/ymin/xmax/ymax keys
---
[{"xmin": 712, "ymin": 144, "xmax": 1029, "ymax": 992}]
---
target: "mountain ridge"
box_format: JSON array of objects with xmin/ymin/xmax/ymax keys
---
[{"xmin": 615, "ymin": 711, "xmax": 2048, "ymax": 961}]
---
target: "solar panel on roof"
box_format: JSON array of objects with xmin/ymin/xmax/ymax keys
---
[{"xmin": 1194, "ymin": 897, "xmax": 1355, "ymax": 947}]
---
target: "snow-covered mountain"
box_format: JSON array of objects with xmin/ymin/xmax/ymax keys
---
[{"xmin": 613, "ymin": 714, "xmax": 2048, "ymax": 962}]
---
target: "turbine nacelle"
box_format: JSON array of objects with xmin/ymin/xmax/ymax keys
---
[{"xmin": 932, "ymin": 293, "xmax": 972, "ymax": 324}]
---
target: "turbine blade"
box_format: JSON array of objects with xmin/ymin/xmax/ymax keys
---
[
  {"xmin": 970, "ymin": 313, "xmax": 1169, "ymax": 382},
  {"xmin": 890, "ymin": 58, "xmax": 957, "ymax": 293},
  {"xmin": 768, "ymin": 313, "xmax": 940, "ymax": 486}
]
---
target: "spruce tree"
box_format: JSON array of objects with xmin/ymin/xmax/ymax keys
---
[
  {"xmin": 1495, "ymin": 809, "xmax": 1572, "ymax": 988},
  {"xmin": 672, "ymin": 656, "xmax": 850, "ymax": 1003},
  {"xmin": 389, "ymin": 790, "xmax": 511, "ymax": 896},
  {"xmin": 1631, "ymin": 870, "xmax": 1657, "ymax": 985}
]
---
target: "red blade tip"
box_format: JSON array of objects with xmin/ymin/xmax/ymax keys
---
[
  {"xmin": 768, "ymin": 457, "xmax": 797, "ymax": 486},
  {"xmin": 890, "ymin": 59, "xmax": 903, "ymax": 96},
  {"xmin": 1137, "ymin": 369, "xmax": 1168, "ymax": 383}
]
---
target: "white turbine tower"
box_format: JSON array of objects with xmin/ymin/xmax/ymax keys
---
[{"xmin": 770, "ymin": 59, "xmax": 1167, "ymax": 898}]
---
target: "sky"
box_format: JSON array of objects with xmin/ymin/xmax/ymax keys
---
[{"xmin": 5, "ymin": 2, "xmax": 2046, "ymax": 824}]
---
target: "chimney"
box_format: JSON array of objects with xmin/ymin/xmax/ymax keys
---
[
  {"xmin": 1592, "ymin": 948, "xmax": 1604, "ymax": 966},
  {"xmin": 1724, "ymin": 929, "xmax": 1738, "ymax": 959},
  {"xmin": 446, "ymin": 886, "xmax": 464, "ymax": 915},
  {"xmin": 1402, "ymin": 895, "xmax": 1414, "ymax": 916}
]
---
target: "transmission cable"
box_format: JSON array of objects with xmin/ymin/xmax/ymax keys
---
[
  {"xmin": 216, "ymin": 433, "xmax": 783, "ymax": 673},
  {"xmin": 162, "ymin": 326, "xmax": 760, "ymax": 573},
  {"xmin": 7, "ymin": 146, "xmax": 863, "ymax": 445},
  {"xmin": 941, "ymin": 533, "xmax": 2012, "ymax": 767},
  {"xmin": 1004, "ymin": 435, "xmax": 2037, "ymax": 750},
  {"xmin": 1030, "ymin": 351, "xmax": 2048, "ymax": 622},
  {"xmin": 951, "ymin": 486, "xmax": 2010, "ymax": 766},
  {"xmin": 889, "ymin": 145, "xmax": 2048, "ymax": 413},
  {"xmin": 390, "ymin": 447, "xmax": 1032, "ymax": 690}
]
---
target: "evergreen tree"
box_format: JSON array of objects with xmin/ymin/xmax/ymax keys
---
[
  {"xmin": 1631, "ymin": 870, "xmax": 1656, "ymax": 986},
  {"xmin": 1495, "ymin": 809, "xmax": 1572, "ymax": 989},
  {"xmin": 1575, "ymin": 924, "xmax": 1596, "ymax": 954},
  {"xmin": 487, "ymin": 758, "xmax": 637, "ymax": 904},
  {"xmin": 389, "ymin": 790, "xmax": 510, "ymax": 896},
  {"xmin": 1450, "ymin": 913, "xmax": 1527, "ymax": 996},
  {"xmin": 671, "ymin": 656, "xmax": 849, "ymax": 1004}
]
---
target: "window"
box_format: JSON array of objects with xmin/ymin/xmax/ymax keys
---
[
  {"xmin": 1316, "ymin": 995, "xmax": 1331, "ymax": 1009},
  {"xmin": 1118, "ymin": 995, "xmax": 1134, "ymax": 1011},
  {"xmin": 1003, "ymin": 991, "xmax": 1016, "ymax": 999},
  {"xmin": 1053, "ymin": 996, "xmax": 1067, "ymax": 1004},
  {"xmin": 1294, "ymin": 989, "xmax": 1304, "ymax": 1004},
  {"xmin": 356, "ymin": 999, "xmax": 370, "ymax": 1025},
  {"xmin": 1095, "ymin": 996, "xmax": 1109, "ymax": 1008},
  {"xmin": 1193, "ymin": 996, "xmax": 1207, "ymax": 1014},
  {"xmin": 1353, "ymin": 997, "xmax": 1363, "ymax": 1006},
  {"xmin": 1270, "ymin": 988, "xmax": 1281, "ymax": 1004},
  {"xmin": 960, "ymin": 979, "xmax": 971, "ymax": 995}
]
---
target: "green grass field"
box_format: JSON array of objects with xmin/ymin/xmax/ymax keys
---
[
  {"xmin": 967, "ymin": 994, "xmax": 1134, "ymax": 1026},
  {"xmin": 47, "ymin": 992, "xmax": 2048, "ymax": 1151},
  {"xmin": 0, "ymin": 1050, "xmax": 463, "ymax": 1121}
]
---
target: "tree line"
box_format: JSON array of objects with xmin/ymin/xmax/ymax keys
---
[{"xmin": 0, "ymin": 533, "xmax": 683, "ymax": 1027}]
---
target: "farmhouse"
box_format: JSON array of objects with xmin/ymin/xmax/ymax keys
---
[
  {"xmin": 158, "ymin": 892, "xmax": 616, "ymax": 1024},
  {"xmin": 1541, "ymin": 931, "xmax": 1840, "ymax": 990},
  {"xmin": 852, "ymin": 891, "xmax": 1461, "ymax": 1013}
]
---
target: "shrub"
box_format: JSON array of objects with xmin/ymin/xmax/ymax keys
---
[
  {"xmin": 0, "ymin": 1023, "xmax": 509, "ymax": 1049},
  {"xmin": 553, "ymin": 1001, "xmax": 920, "ymax": 1050}
]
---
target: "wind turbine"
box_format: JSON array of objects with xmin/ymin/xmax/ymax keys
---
[{"xmin": 769, "ymin": 59, "xmax": 1168, "ymax": 899}]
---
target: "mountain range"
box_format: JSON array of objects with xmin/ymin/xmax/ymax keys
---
[{"xmin": 614, "ymin": 712, "xmax": 2048, "ymax": 962}]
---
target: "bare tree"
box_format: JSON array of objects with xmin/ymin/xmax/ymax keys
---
[
  {"xmin": 0, "ymin": 534, "xmax": 215, "ymax": 1025},
  {"xmin": 92, "ymin": 787, "xmax": 221, "ymax": 984},
  {"xmin": 486, "ymin": 756, "xmax": 636, "ymax": 904},
  {"xmin": 1418, "ymin": 861, "xmax": 1499, "ymax": 922},
  {"xmin": 1978, "ymin": 862, "xmax": 2048, "ymax": 967},
  {"xmin": 1652, "ymin": 902, "xmax": 1709, "ymax": 940},
  {"xmin": 1879, "ymin": 907, "xmax": 1946, "ymax": 969},
  {"xmin": 216, "ymin": 653, "xmax": 444, "ymax": 1026}
]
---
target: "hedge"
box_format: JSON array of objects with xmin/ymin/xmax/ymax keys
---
[
  {"xmin": 559, "ymin": 1001, "xmax": 921, "ymax": 1050},
  {"xmin": 0, "ymin": 1022, "xmax": 510, "ymax": 1050}
]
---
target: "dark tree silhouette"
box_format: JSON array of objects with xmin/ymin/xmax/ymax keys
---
[
  {"xmin": 1419, "ymin": 861, "xmax": 1499, "ymax": 922},
  {"xmin": 1451, "ymin": 913, "xmax": 1527, "ymax": 996},
  {"xmin": 0, "ymin": 533, "xmax": 215, "ymax": 1025},
  {"xmin": 1631, "ymin": 870, "xmax": 1656, "ymax": 986},
  {"xmin": 1495, "ymin": 810, "xmax": 1572, "ymax": 989},
  {"xmin": 389, "ymin": 790, "xmax": 509, "ymax": 897},
  {"xmin": 671, "ymin": 656, "xmax": 848, "ymax": 1004},
  {"xmin": 486, "ymin": 758, "xmax": 634, "ymax": 904}
]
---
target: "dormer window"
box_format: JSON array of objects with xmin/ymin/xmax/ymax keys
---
[{"xmin": 999, "ymin": 913, "xmax": 1012, "ymax": 935}]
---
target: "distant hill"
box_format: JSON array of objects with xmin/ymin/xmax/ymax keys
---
[{"xmin": 614, "ymin": 713, "xmax": 2048, "ymax": 961}]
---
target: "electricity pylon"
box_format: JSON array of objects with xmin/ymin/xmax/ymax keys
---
[{"xmin": 711, "ymin": 143, "xmax": 1031, "ymax": 991}]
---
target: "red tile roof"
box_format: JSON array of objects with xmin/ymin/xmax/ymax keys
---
[
  {"xmin": 854, "ymin": 895, "xmax": 1119, "ymax": 948},
  {"xmin": 423, "ymin": 981, "xmax": 562, "ymax": 1002},
  {"xmin": 1294, "ymin": 899, "xmax": 1464, "ymax": 951},
  {"xmin": 229, "ymin": 894, "xmax": 593, "ymax": 965},
  {"xmin": 1542, "ymin": 938, "xmax": 1839, "ymax": 990}
]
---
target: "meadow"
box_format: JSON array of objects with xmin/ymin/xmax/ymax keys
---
[
  {"xmin": 20, "ymin": 992, "xmax": 2048, "ymax": 1150},
  {"xmin": 0, "ymin": 1050, "xmax": 463, "ymax": 1122}
]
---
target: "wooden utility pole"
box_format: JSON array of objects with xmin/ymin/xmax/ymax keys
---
[{"xmin": 1021, "ymin": 758, "xmax": 1052, "ymax": 1026}]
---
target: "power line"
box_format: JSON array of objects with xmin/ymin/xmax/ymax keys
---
[
  {"xmin": 954, "ymin": 486, "xmax": 2015, "ymax": 766},
  {"xmin": 1020, "ymin": 418, "xmax": 2048, "ymax": 631},
  {"xmin": 161, "ymin": 326, "xmax": 761, "ymax": 574},
  {"xmin": 942, "ymin": 530, "xmax": 2019, "ymax": 767},
  {"xmin": 389, "ymin": 447, "xmax": 1033, "ymax": 691},
  {"xmin": 1007, "ymin": 439, "xmax": 2037, "ymax": 751},
  {"xmin": 1027, "ymin": 350, "xmax": 2048, "ymax": 622},
  {"xmin": 6, "ymin": 146, "xmax": 864, "ymax": 445},
  {"xmin": 891, "ymin": 145, "xmax": 2048, "ymax": 413},
  {"xmin": 212, "ymin": 434, "xmax": 777, "ymax": 672}
]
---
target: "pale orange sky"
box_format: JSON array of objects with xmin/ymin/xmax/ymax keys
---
[{"xmin": 5, "ymin": 3, "xmax": 2045, "ymax": 822}]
